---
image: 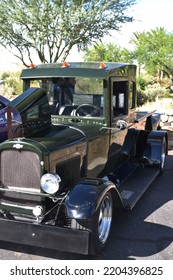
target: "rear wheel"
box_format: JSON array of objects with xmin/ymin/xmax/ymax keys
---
[{"xmin": 159, "ymin": 138, "xmax": 166, "ymax": 173}]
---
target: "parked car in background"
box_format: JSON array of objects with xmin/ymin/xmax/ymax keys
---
[
  {"xmin": 0, "ymin": 62, "xmax": 168, "ymax": 255},
  {"xmin": 0, "ymin": 95, "xmax": 21, "ymax": 143}
]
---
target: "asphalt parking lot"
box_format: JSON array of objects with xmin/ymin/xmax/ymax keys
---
[{"xmin": 0, "ymin": 142, "xmax": 173, "ymax": 260}]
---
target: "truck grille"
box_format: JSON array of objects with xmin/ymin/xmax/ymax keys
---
[{"xmin": 0, "ymin": 149, "xmax": 41, "ymax": 206}]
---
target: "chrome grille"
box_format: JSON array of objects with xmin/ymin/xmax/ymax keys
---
[{"xmin": 0, "ymin": 149, "xmax": 41, "ymax": 206}]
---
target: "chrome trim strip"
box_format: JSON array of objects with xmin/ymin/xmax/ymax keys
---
[{"xmin": 0, "ymin": 187, "xmax": 49, "ymax": 197}]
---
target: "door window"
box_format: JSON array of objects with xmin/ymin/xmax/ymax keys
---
[{"xmin": 112, "ymin": 80, "xmax": 128, "ymax": 117}]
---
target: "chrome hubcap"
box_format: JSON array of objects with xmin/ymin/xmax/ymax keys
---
[
  {"xmin": 161, "ymin": 141, "xmax": 166, "ymax": 169},
  {"xmin": 98, "ymin": 194, "xmax": 112, "ymax": 244}
]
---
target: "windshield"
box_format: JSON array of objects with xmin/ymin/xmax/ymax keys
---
[{"xmin": 30, "ymin": 77, "xmax": 104, "ymax": 118}]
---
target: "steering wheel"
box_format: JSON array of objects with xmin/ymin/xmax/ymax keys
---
[{"xmin": 75, "ymin": 104, "xmax": 101, "ymax": 117}]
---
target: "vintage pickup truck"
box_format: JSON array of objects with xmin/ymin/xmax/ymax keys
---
[{"xmin": 0, "ymin": 62, "xmax": 168, "ymax": 255}]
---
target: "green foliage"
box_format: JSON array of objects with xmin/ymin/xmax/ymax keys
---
[
  {"xmin": 131, "ymin": 28, "xmax": 173, "ymax": 80},
  {"xmin": 137, "ymin": 76, "xmax": 147, "ymax": 91},
  {"xmin": 136, "ymin": 72, "xmax": 171, "ymax": 106},
  {"xmin": 143, "ymin": 84, "xmax": 169, "ymax": 102},
  {"xmin": 83, "ymin": 42, "xmax": 132, "ymax": 62},
  {"xmin": 76, "ymin": 78, "xmax": 103, "ymax": 95},
  {"xmin": 137, "ymin": 79, "xmax": 170, "ymax": 106},
  {"xmin": 0, "ymin": 0, "xmax": 136, "ymax": 66},
  {"xmin": 0, "ymin": 71, "xmax": 22, "ymax": 98}
]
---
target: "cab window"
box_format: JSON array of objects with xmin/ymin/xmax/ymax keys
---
[{"xmin": 112, "ymin": 80, "xmax": 128, "ymax": 118}]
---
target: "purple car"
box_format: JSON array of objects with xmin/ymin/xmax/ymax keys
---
[{"xmin": 0, "ymin": 95, "xmax": 21, "ymax": 143}]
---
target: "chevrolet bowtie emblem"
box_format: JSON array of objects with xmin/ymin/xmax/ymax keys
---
[{"xmin": 13, "ymin": 143, "xmax": 23, "ymax": 149}]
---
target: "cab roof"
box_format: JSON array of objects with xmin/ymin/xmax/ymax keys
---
[{"xmin": 20, "ymin": 62, "xmax": 136, "ymax": 80}]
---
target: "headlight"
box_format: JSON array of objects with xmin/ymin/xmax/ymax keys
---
[{"xmin": 40, "ymin": 173, "xmax": 61, "ymax": 194}]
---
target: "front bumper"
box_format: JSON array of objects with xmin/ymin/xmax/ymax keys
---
[{"xmin": 0, "ymin": 218, "xmax": 90, "ymax": 255}]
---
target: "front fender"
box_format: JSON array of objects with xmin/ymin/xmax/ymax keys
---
[{"xmin": 65, "ymin": 178, "xmax": 120, "ymax": 219}]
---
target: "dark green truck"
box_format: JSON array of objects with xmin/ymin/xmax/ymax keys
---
[{"xmin": 0, "ymin": 62, "xmax": 168, "ymax": 255}]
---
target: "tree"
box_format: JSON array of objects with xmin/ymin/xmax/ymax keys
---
[
  {"xmin": 130, "ymin": 31, "xmax": 146, "ymax": 76},
  {"xmin": 131, "ymin": 28, "xmax": 173, "ymax": 80},
  {"xmin": 0, "ymin": 0, "xmax": 136, "ymax": 67},
  {"xmin": 83, "ymin": 42, "xmax": 132, "ymax": 62}
]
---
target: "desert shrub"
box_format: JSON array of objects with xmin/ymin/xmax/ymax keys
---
[
  {"xmin": 137, "ymin": 76, "xmax": 147, "ymax": 91},
  {"xmin": 137, "ymin": 81, "xmax": 170, "ymax": 106},
  {"xmin": 0, "ymin": 71, "xmax": 22, "ymax": 99},
  {"xmin": 143, "ymin": 83, "xmax": 169, "ymax": 102}
]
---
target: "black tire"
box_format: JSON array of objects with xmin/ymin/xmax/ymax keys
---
[{"xmin": 71, "ymin": 191, "xmax": 113, "ymax": 255}]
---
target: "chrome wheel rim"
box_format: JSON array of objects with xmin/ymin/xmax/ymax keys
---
[
  {"xmin": 161, "ymin": 140, "xmax": 166, "ymax": 169},
  {"xmin": 98, "ymin": 194, "xmax": 112, "ymax": 244}
]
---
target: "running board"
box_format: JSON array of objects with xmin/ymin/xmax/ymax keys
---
[{"xmin": 118, "ymin": 166, "xmax": 160, "ymax": 210}]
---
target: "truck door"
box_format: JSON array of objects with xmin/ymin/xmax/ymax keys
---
[{"xmin": 108, "ymin": 78, "xmax": 136, "ymax": 160}]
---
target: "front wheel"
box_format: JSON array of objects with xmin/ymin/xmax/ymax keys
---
[
  {"xmin": 75, "ymin": 192, "xmax": 113, "ymax": 255},
  {"xmin": 97, "ymin": 192, "xmax": 113, "ymax": 245},
  {"xmin": 88, "ymin": 191, "xmax": 113, "ymax": 255},
  {"xmin": 71, "ymin": 191, "xmax": 113, "ymax": 255}
]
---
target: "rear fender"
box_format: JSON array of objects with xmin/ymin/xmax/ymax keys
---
[
  {"xmin": 143, "ymin": 130, "xmax": 168, "ymax": 164},
  {"xmin": 65, "ymin": 178, "xmax": 123, "ymax": 219}
]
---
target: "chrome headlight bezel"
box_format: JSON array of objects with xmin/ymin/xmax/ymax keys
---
[{"xmin": 40, "ymin": 173, "xmax": 61, "ymax": 194}]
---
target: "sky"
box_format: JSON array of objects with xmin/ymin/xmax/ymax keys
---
[
  {"xmin": 111, "ymin": 0, "xmax": 173, "ymax": 47},
  {"xmin": 0, "ymin": 0, "xmax": 173, "ymax": 71}
]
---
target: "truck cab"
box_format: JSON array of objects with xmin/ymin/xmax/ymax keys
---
[{"xmin": 0, "ymin": 62, "xmax": 168, "ymax": 255}]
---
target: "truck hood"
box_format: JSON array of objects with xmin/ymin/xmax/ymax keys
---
[
  {"xmin": 7, "ymin": 87, "xmax": 47, "ymax": 113},
  {"xmin": 30, "ymin": 124, "xmax": 86, "ymax": 153},
  {"xmin": 1, "ymin": 124, "xmax": 86, "ymax": 154},
  {"xmin": 1, "ymin": 87, "xmax": 86, "ymax": 153},
  {"xmin": 6, "ymin": 87, "xmax": 51, "ymax": 138}
]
